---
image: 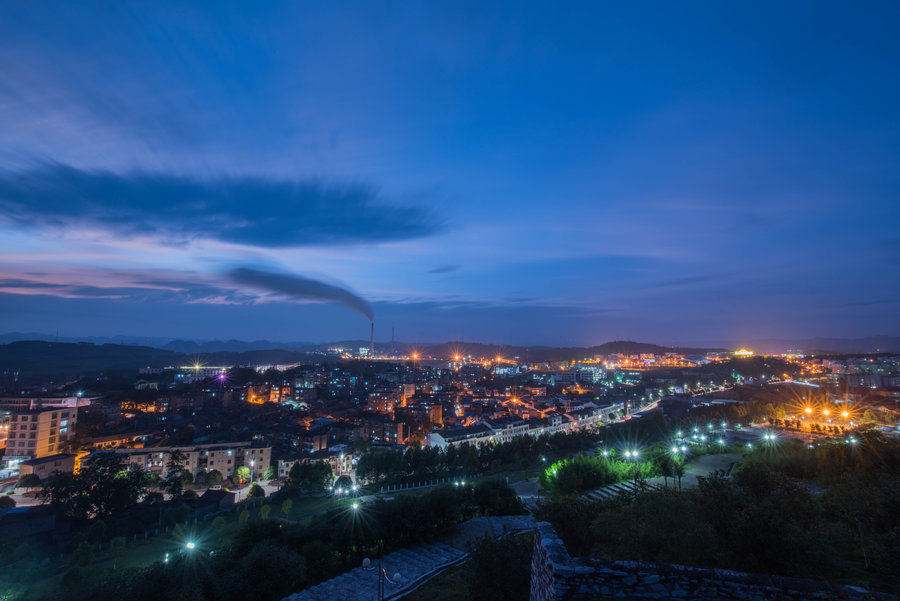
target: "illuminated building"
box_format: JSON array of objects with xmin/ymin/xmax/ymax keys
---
[
  {"xmin": 106, "ymin": 442, "xmax": 271, "ymax": 481},
  {"xmin": 2, "ymin": 408, "xmax": 77, "ymax": 466}
]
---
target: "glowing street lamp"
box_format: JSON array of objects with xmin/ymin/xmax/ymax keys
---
[{"xmin": 185, "ymin": 541, "xmax": 195, "ymax": 551}]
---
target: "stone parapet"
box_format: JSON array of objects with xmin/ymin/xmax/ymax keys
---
[{"xmin": 529, "ymin": 521, "xmax": 897, "ymax": 601}]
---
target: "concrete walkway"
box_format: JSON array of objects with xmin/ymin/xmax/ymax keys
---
[{"xmin": 279, "ymin": 515, "xmax": 535, "ymax": 601}]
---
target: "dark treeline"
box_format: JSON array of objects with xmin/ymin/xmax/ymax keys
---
[
  {"xmin": 40, "ymin": 478, "xmax": 524, "ymax": 601},
  {"xmin": 535, "ymin": 431, "xmax": 900, "ymax": 593}
]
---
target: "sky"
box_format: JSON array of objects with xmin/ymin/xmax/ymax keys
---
[{"xmin": 0, "ymin": 1, "xmax": 898, "ymax": 346}]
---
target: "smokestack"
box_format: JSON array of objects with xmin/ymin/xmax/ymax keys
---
[{"xmin": 370, "ymin": 322, "xmax": 374, "ymax": 357}]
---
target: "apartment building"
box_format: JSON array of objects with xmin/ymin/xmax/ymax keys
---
[
  {"xmin": 2, "ymin": 407, "xmax": 77, "ymax": 465},
  {"xmin": 109, "ymin": 442, "xmax": 271, "ymax": 480}
]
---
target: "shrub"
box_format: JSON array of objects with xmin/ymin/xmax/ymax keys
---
[{"xmin": 16, "ymin": 474, "xmax": 42, "ymax": 488}]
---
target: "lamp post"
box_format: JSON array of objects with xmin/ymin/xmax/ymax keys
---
[{"xmin": 362, "ymin": 556, "xmax": 403, "ymax": 601}]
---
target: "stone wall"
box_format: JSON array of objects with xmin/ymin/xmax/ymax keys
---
[{"xmin": 530, "ymin": 521, "xmax": 897, "ymax": 601}]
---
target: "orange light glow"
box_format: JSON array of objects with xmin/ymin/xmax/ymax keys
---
[
  {"xmin": 804, "ymin": 407, "xmax": 812, "ymax": 414},
  {"xmin": 841, "ymin": 411, "xmax": 849, "ymax": 418}
]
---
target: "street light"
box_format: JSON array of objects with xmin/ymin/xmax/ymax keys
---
[
  {"xmin": 185, "ymin": 541, "xmax": 195, "ymax": 551},
  {"xmin": 363, "ymin": 557, "xmax": 403, "ymax": 601}
]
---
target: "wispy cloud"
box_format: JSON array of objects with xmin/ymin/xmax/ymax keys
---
[
  {"xmin": 427, "ymin": 265, "xmax": 459, "ymax": 274},
  {"xmin": 0, "ymin": 163, "xmax": 444, "ymax": 248},
  {"xmin": 647, "ymin": 274, "xmax": 723, "ymax": 289}
]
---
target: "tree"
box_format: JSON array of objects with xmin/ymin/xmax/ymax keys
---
[
  {"xmin": 0, "ymin": 496, "xmax": 15, "ymax": 510},
  {"xmin": 248, "ymin": 483, "xmax": 265, "ymax": 498},
  {"xmin": 72, "ymin": 542, "xmax": 93, "ymax": 567},
  {"xmin": 673, "ymin": 461, "xmax": 685, "ymax": 490},
  {"xmin": 659, "ymin": 456, "xmax": 675, "ymax": 489},
  {"xmin": 206, "ymin": 469, "xmax": 223, "ymax": 485},
  {"xmin": 163, "ymin": 450, "xmax": 188, "ymax": 499},
  {"xmin": 238, "ymin": 508, "xmax": 250, "ymax": 526},
  {"xmin": 289, "ymin": 460, "xmax": 333, "ymax": 490},
  {"xmin": 110, "ymin": 536, "xmax": 126, "ymax": 570},
  {"xmin": 212, "ymin": 516, "xmax": 226, "ymax": 534},
  {"xmin": 288, "ymin": 462, "xmax": 303, "ymax": 487},
  {"xmin": 180, "ymin": 470, "xmax": 194, "ymax": 487},
  {"xmin": 39, "ymin": 453, "xmax": 147, "ymax": 520},
  {"xmin": 16, "ymin": 473, "xmax": 42, "ymax": 488},
  {"xmin": 263, "ymin": 466, "xmax": 276, "ymax": 481},
  {"xmin": 260, "ymin": 504, "xmax": 271, "ymax": 520},
  {"xmin": 333, "ymin": 475, "xmax": 353, "ymax": 491},
  {"xmin": 281, "ymin": 498, "xmax": 293, "ymax": 518},
  {"xmin": 235, "ymin": 466, "xmax": 251, "ymax": 485}
]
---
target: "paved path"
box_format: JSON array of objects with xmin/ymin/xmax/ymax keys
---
[
  {"xmin": 280, "ymin": 515, "xmax": 535, "ymax": 601},
  {"xmin": 582, "ymin": 479, "xmax": 662, "ymax": 501}
]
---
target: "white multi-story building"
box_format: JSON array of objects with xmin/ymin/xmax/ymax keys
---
[{"xmin": 107, "ymin": 442, "xmax": 271, "ymax": 481}]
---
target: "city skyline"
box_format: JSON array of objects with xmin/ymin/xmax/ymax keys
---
[{"xmin": 2, "ymin": 2, "xmax": 899, "ymax": 345}]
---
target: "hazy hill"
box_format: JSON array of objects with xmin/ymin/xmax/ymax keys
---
[
  {"xmin": 0, "ymin": 340, "xmax": 180, "ymax": 379},
  {"xmin": 0, "ymin": 341, "xmax": 322, "ymax": 381}
]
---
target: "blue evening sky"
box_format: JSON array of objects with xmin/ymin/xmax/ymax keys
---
[{"xmin": 0, "ymin": 2, "xmax": 898, "ymax": 345}]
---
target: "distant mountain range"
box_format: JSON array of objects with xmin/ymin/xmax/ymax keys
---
[{"xmin": 0, "ymin": 332, "xmax": 898, "ymax": 380}]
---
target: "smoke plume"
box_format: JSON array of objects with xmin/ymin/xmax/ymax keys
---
[{"xmin": 229, "ymin": 267, "xmax": 374, "ymax": 322}]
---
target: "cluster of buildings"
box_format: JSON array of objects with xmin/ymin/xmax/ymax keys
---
[
  {"xmin": 820, "ymin": 356, "xmax": 900, "ymax": 390},
  {"xmin": 427, "ymin": 403, "xmax": 622, "ymax": 450},
  {"xmin": 0, "ymin": 348, "xmax": 790, "ymax": 487}
]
